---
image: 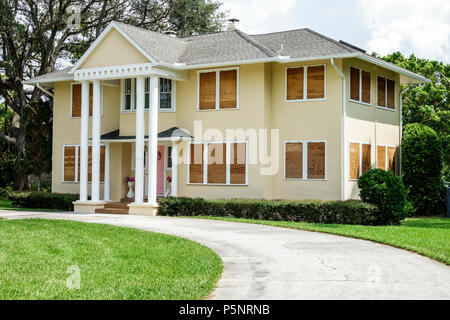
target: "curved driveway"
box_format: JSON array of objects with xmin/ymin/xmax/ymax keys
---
[{"xmin": 1, "ymin": 210, "xmax": 449, "ymax": 300}]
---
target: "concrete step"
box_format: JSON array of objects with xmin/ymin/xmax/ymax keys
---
[
  {"xmin": 95, "ymin": 208, "xmax": 129, "ymax": 215},
  {"xmin": 105, "ymin": 202, "xmax": 129, "ymax": 209}
]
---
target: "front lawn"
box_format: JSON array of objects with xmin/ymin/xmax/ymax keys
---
[
  {"xmin": 193, "ymin": 216, "xmax": 450, "ymax": 265},
  {"xmin": 0, "ymin": 219, "xmax": 222, "ymax": 300}
]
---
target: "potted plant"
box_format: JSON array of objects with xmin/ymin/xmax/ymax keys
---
[{"xmin": 125, "ymin": 177, "xmax": 135, "ymax": 198}]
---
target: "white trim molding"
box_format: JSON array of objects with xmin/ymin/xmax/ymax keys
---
[
  {"xmin": 283, "ymin": 140, "xmax": 327, "ymax": 181},
  {"xmin": 348, "ymin": 65, "xmax": 372, "ymax": 106},
  {"xmin": 285, "ymin": 64, "xmax": 327, "ymax": 103}
]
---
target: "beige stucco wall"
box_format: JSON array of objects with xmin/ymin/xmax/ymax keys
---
[{"xmin": 343, "ymin": 58, "xmax": 401, "ymax": 199}]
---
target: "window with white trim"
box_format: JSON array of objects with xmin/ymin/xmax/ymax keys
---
[
  {"xmin": 62, "ymin": 144, "xmax": 105, "ymax": 183},
  {"xmin": 377, "ymin": 76, "xmax": 395, "ymax": 109},
  {"xmin": 70, "ymin": 83, "xmax": 104, "ymax": 118},
  {"xmin": 121, "ymin": 77, "xmax": 175, "ymax": 112},
  {"xmin": 377, "ymin": 145, "xmax": 397, "ymax": 173},
  {"xmin": 350, "ymin": 142, "xmax": 371, "ymax": 180},
  {"xmin": 284, "ymin": 141, "xmax": 326, "ymax": 180},
  {"xmin": 350, "ymin": 67, "xmax": 371, "ymax": 104},
  {"xmin": 285, "ymin": 65, "xmax": 326, "ymax": 101},
  {"xmin": 198, "ymin": 67, "xmax": 239, "ymax": 110},
  {"xmin": 188, "ymin": 141, "xmax": 247, "ymax": 185}
]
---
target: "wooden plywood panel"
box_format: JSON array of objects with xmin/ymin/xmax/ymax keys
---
[
  {"xmin": 387, "ymin": 79, "xmax": 395, "ymax": 109},
  {"xmin": 78, "ymin": 145, "xmax": 105, "ymax": 182},
  {"xmin": 220, "ymin": 70, "xmax": 237, "ymax": 109},
  {"xmin": 350, "ymin": 143, "xmax": 360, "ymax": 179},
  {"xmin": 307, "ymin": 142, "xmax": 325, "ymax": 179},
  {"xmin": 362, "ymin": 71, "xmax": 371, "ymax": 103},
  {"xmin": 307, "ymin": 65, "xmax": 325, "ymax": 99},
  {"xmin": 350, "ymin": 67, "xmax": 360, "ymax": 101},
  {"xmin": 377, "ymin": 145, "xmax": 386, "ymax": 170},
  {"xmin": 362, "ymin": 144, "xmax": 371, "ymax": 175},
  {"xmin": 64, "ymin": 146, "xmax": 76, "ymax": 182},
  {"xmin": 207, "ymin": 143, "xmax": 226, "ymax": 184},
  {"xmin": 287, "ymin": 67, "xmax": 304, "ymax": 100},
  {"xmin": 189, "ymin": 144, "xmax": 204, "ymax": 183},
  {"xmin": 377, "ymin": 76, "xmax": 386, "ymax": 107},
  {"xmin": 71, "ymin": 84, "xmax": 81, "ymax": 117},
  {"xmin": 285, "ymin": 142, "xmax": 303, "ymax": 179},
  {"xmin": 230, "ymin": 142, "xmax": 246, "ymax": 184},
  {"xmin": 388, "ymin": 147, "xmax": 396, "ymax": 172},
  {"xmin": 199, "ymin": 72, "xmax": 216, "ymax": 110}
]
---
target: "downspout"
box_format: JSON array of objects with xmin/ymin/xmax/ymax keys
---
[
  {"xmin": 331, "ymin": 58, "xmax": 347, "ymax": 201},
  {"xmin": 399, "ymin": 85, "xmax": 411, "ymax": 178},
  {"xmin": 36, "ymin": 82, "xmax": 54, "ymax": 98}
]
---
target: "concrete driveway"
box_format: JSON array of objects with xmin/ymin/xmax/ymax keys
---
[{"xmin": 1, "ymin": 210, "xmax": 449, "ymax": 300}]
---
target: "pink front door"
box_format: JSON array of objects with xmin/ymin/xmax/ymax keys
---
[{"xmin": 157, "ymin": 146, "xmax": 165, "ymax": 196}]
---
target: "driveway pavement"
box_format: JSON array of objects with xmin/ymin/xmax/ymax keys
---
[{"xmin": 1, "ymin": 210, "xmax": 449, "ymax": 300}]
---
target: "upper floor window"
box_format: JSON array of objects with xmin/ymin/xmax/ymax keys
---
[
  {"xmin": 350, "ymin": 67, "xmax": 371, "ymax": 104},
  {"xmin": 70, "ymin": 83, "xmax": 103, "ymax": 118},
  {"xmin": 121, "ymin": 77, "xmax": 175, "ymax": 112},
  {"xmin": 198, "ymin": 68, "xmax": 239, "ymax": 110},
  {"xmin": 286, "ymin": 65, "xmax": 326, "ymax": 102},
  {"xmin": 377, "ymin": 76, "xmax": 395, "ymax": 110}
]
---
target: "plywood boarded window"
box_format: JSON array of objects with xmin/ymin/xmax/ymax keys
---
[
  {"xmin": 63, "ymin": 146, "xmax": 76, "ymax": 182},
  {"xmin": 362, "ymin": 144, "xmax": 371, "ymax": 175},
  {"xmin": 307, "ymin": 66, "xmax": 325, "ymax": 99},
  {"xmin": 199, "ymin": 72, "xmax": 216, "ymax": 110},
  {"xmin": 286, "ymin": 67, "xmax": 304, "ymax": 100},
  {"xmin": 377, "ymin": 76, "xmax": 386, "ymax": 107},
  {"xmin": 361, "ymin": 71, "xmax": 371, "ymax": 104},
  {"xmin": 230, "ymin": 142, "xmax": 246, "ymax": 184},
  {"xmin": 350, "ymin": 67, "xmax": 360, "ymax": 101},
  {"xmin": 220, "ymin": 70, "xmax": 237, "ymax": 109},
  {"xmin": 71, "ymin": 84, "xmax": 93, "ymax": 117},
  {"xmin": 189, "ymin": 144, "xmax": 204, "ymax": 183},
  {"xmin": 285, "ymin": 142, "xmax": 303, "ymax": 179},
  {"xmin": 377, "ymin": 145, "xmax": 397, "ymax": 173},
  {"xmin": 307, "ymin": 142, "xmax": 325, "ymax": 179},
  {"xmin": 207, "ymin": 143, "xmax": 226, "ymax": 184},
  {"xmin": 377, "ymin": 145, "xmax": 387, "ymax": 170},
  {"xmin": 350, "ymin": 143, "xmax": 360, "ymax": 180},
  {"xmin": 387, "ymin": 147, "xmax": 396, "ymax": 172},
  {"xmin": 386, "ymin": 79, "xmax": 395, "ymax": 109}
]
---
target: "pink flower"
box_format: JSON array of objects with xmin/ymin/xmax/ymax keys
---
[{"xmin": 167, "ymin": 176, "xmax": 172, "ymax": 182}]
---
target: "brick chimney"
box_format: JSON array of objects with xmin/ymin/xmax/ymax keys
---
[{"xmin": 227, "ymin": 18, "xmax": 240, "ymax": 31}]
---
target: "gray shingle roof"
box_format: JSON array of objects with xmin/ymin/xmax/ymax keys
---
[
  {"xmin": 98, "ymin": 127, "xmax": 193, "ymax": 141},
  {"xmin": 24, "ymin": 67, "xmax": 72, "ymax": 84}
]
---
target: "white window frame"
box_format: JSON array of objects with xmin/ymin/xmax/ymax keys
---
[
  {"xmin": 349, "ymin": 66, "xmax": 371, "ymax": 106},
  {"xmin": 62, "ymin": 143, "xmax": 105, "ymax": 183},
  {"xmin": 377, "ymin": 144, "xmax": 397, "ymax": 172},
  {"xmin": 70, "ymin": 82, "xmax": 104, "ymax": 119},
  {"xmin": 187, "ymin": 140, "xmax": 248, "ymax": 185},
  {"xmin": 376, "ymin": 75, "xmax": 396, "ymax": 111},
  {"xmin": 197, "ymin": 67, "xmax": 240, "ymax": 111},
  {"xmin": 121, "ymin": 77, "xmax": 176, "ymax": 113},
  {"xmin": 349, "ymin": 141, "xmax": 372, "ymax": 181},
  {"xmin": 285, "ymin": 64, "xmax": 327, "ymax": 103},
  {"xmin": 283, "ymin": 140, "xmax": 327, "ymax": 181}
]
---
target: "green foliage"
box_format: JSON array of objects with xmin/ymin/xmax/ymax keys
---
[
  {"xmin": 358, "ymin": 169, "xmax": 409, "ymax": 225},
  {"xmin": 159, "ymin": 197, "xmax": 380, "ymax": 226},
  {"xmin": 402, "ymin": 123, "xmax": 443, "ymax": 215},
  {"xmin": 8, "ymin": 192, "xmax": 79, "ymax": 211}
]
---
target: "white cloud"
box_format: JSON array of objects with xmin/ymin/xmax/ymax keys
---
[{"xmin": 358, "ymin": 0, "xmax": 450, "ymax": 62}]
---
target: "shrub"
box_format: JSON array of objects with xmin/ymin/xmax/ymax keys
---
[
  {"xmin": 402, "ymin": 123, "xmax": 443, "ymax": 215},
  {"xmin": 8, "ymin": 192, "xmax": 79, "ymax": 211},
  {"xmin": 358, "ymin": 169, "xmax": 408, "ymax": 225},
  {"xmin": 159, "ymin": 197, "xmax": 380, "ymax": 225}
]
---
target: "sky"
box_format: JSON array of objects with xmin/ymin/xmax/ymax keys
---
[{"xmin": 221, "ymin": 0, "xmax": 450, "ymax": 63}]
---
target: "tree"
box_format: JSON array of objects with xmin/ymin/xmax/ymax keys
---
[
  {"xmin": 402, "ymin": 123, "xmax": 443, "ymax": 216},
  {"xmin": 380, "ymin": 52, "xmax": 450, "ymax": 182},
  {"xmin": 0, "ymin": 0, "xmax": 226, "ymax": 189}
]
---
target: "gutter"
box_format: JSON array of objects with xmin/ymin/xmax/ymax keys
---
[
  {"xmin": 36, "ymin": 82, "xmax": 54, "ymax": 98},
  {"xmin": 399, "ymin": 86, "xmax": 412, "ymax": 178},
  {"xmin": 330, "ymin": 58, "xmax": 347, "ymax": 201}
]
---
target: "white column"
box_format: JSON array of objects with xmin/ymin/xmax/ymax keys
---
[
  {"xmin": 79, "ymin": 81, "xmax": 90, "ymax": 202},
  {"xmin": 171, "ymin": 141, "xmax": 178, "ymax": 197},
  {"xmin": 134, "ymin": 76, "xmax": 146, "ymax": 204},
  {"xmin": 104, "ymin": 142, "xmax": 110, "ymax": 201},
  {"xmin": 91, "ymin": 80, "xmax": 101, "ymax": 202},
  {"xmin": 148, "ymin": 76, "xmax": 159, "ymax": 205}
]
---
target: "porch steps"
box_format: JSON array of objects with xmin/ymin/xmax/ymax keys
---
[{"xmin": 94, "ymin": 197, "xmax": 161, "ymax": 215}]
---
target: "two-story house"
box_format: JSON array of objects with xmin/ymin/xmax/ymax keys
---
[{"xmin": 25, "ymin": 20, "xmax": 429, "ymax": 215}]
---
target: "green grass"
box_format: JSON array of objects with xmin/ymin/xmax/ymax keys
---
[
  {"xmin": 0, "ymin": 198, "xmax": 62, "ymax": 212},
  {"xmin": 0, "ymin": 219, "xmax": 222, "ymax": 300},
  {"xmin": 191, "ymin": 216, "xmax": 450, "ymax": 265}
]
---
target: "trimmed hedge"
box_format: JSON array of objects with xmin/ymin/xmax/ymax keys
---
[
  {"xmin": 158, "ymin": 197, "xmax": 380, "ymax": 225},
  {"xmin": 8, "ymin": 192, "xmax": 79, "ymax": 211}
]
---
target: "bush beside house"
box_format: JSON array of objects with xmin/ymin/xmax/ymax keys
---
[
  {"xmin": 402, "ymin": 123, "xmax": 443, "ymax": 216},
  {"xmin": 358, "ymin": 169, "xmax": 409, "ymax": 225},
  {"xmin": 8, "ymin": 192, "xmax": 79, "ymax": 211},
  {"xmin": 159, "ymin": 198, "xmax": 380, "ymax": 225}
]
